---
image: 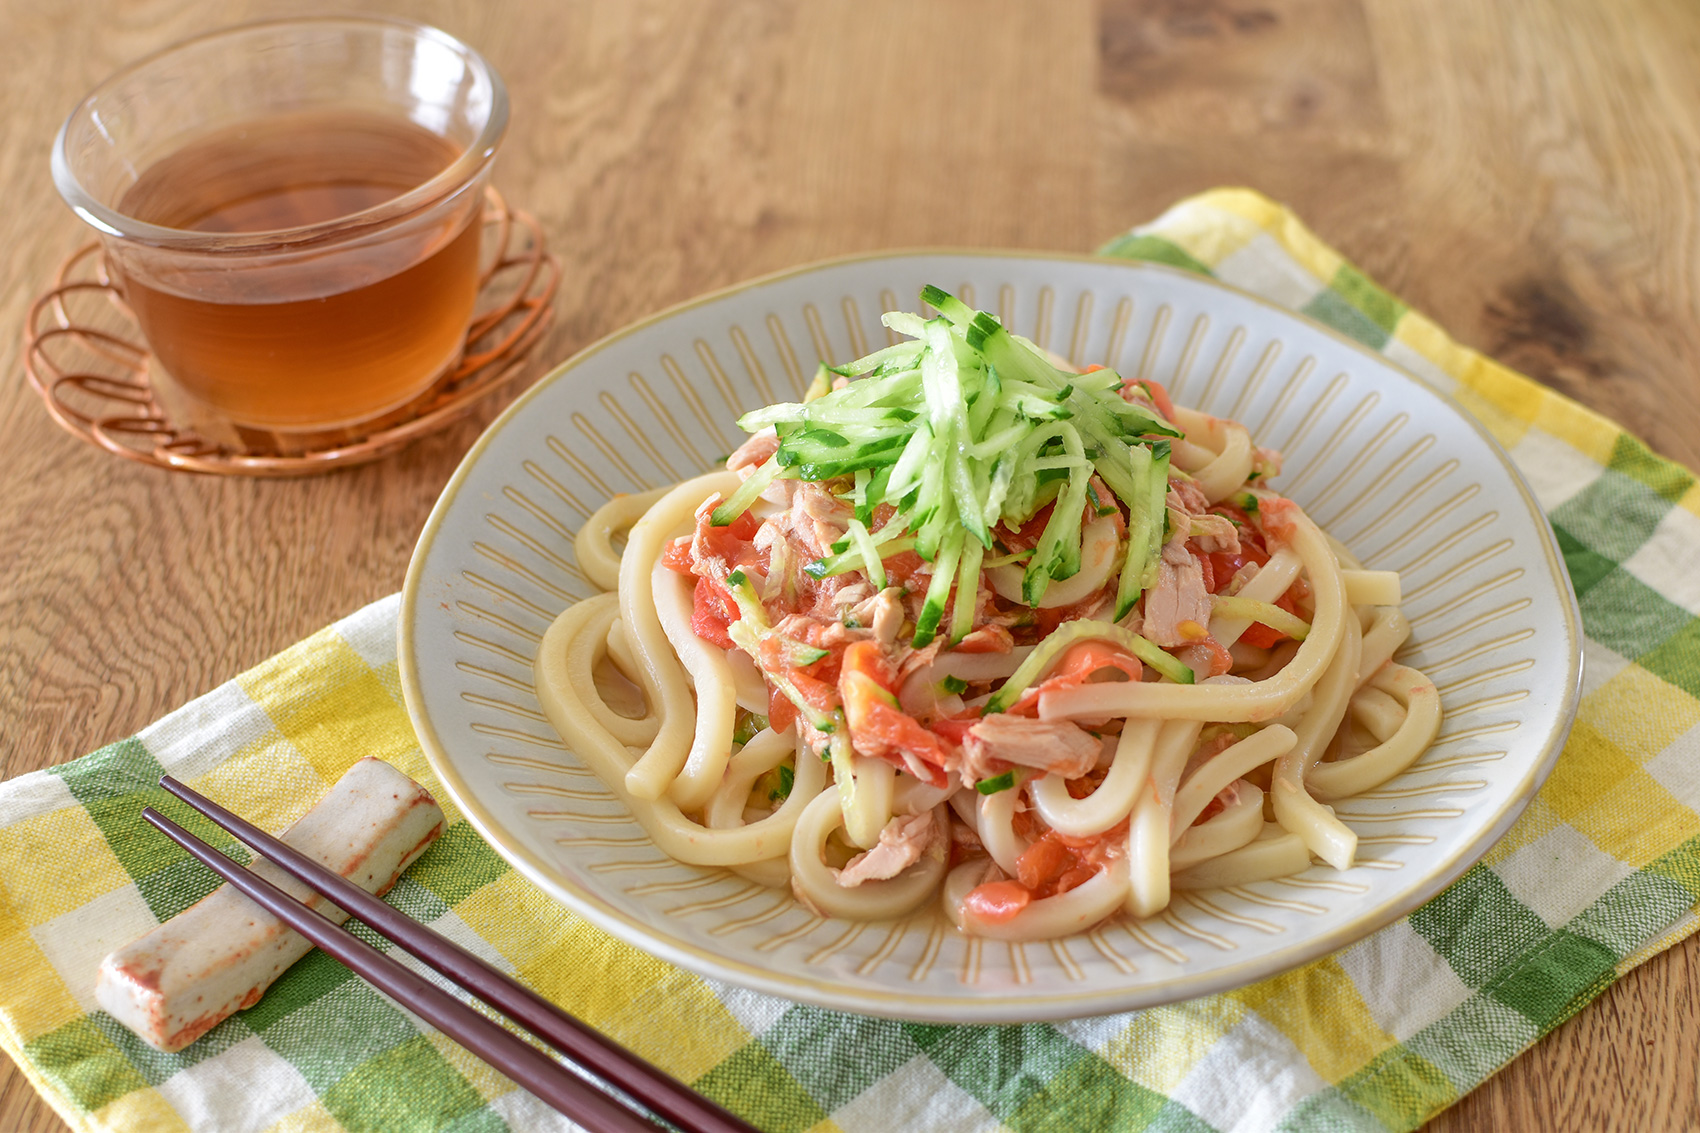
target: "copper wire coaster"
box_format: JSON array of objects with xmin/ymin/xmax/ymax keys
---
[{"xmin": 22, "ymin": 189, "xmax": 561, "ymax": 477}]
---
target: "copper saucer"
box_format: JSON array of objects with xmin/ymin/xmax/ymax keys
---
[{"xmin": 22, "ymin": 189, "xmax": 560, "ymax": 477}]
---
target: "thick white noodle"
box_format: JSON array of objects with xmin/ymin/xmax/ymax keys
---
[
  {"xmin": 615, "ymin": 471, "xmax": 741, "ymax": 801},
  {"xmin": 946, "ymin": 856, "xmax": 1132, "ymax": 941},
  {"xmin": 1170, "ymin": 407, "xmax": 1254, "ymax": 502},
  {"xmin": 1125, "ymin": 719, "xmax": 1204, "ymax": 917},
  {"xmin": 1342, "ymin": 570, "xmax": 1401, "ymax": 606},
  {"xmin": 1169, "ymin": 724, "xmax": 1297, "ymax": 838},
  {"xmin": 1270, "ymin": 600, "xmax": 1364, "ymax": 870},
  {"xmin": 1029, "ymin": 718, "xmax": 1160, "ymax": 838},
  {"xmin": 1309, "ymin": 664, "xmax": 1442, "ymax": 800},
  {"xmin": 834, "ymin": 744, "xmax": 896, "ymax": 850},
  {"xmin": 1356, "ymin": 606, "xmax": 1411, "ymax": 683},
  {"xmin": 705, "ymin": 728, "xmax": 807, "ymax": 888},
  {"xmin": 1169, "ymin": 782, "xmax": 1265, "ymax": 870},
  {"xmin": 1171, "ymin": 824, "xmax": 1314, "ymax": 889},
  {"xmin": 976, "ymin": 784, "xmax": 1030, "ymax": 877},
  {"xmin": 789, "ymin": 791, "xmax": 946, "ymax": 919},
  {"xmin": 578, "ymin": 487, "xmax": 671, "ymax": 591},
  {"xmin": 652, "ymin": 562, "xmax": 738, "ymax": 811},
  {"xmin": 574, "ymin": 616, "xmax": 661, "ymax": 748},
  {"xmin": 536, "ymin": 593, "xmax": 826, "ymax": 865},
  {"xmin": 726, "ymin": 648, "xmax": 772, "ymax": 713}
]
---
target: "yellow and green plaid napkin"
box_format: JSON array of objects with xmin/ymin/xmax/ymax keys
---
[{"xmin": 6, "ymin": 188, "xmax": 1700, "ymax": 1133}]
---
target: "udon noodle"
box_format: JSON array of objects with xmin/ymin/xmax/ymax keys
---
[{"xmin": 535, "ymin": 292, "xmax": 1442, "ymax": 941}]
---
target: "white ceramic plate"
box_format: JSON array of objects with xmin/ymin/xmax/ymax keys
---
[{"xmin": 399, "ymin": 252, "xmax": 1581, "ymax": 1022}]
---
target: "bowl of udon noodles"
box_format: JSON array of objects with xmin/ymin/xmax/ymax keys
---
[{"xmin": 399, "ymin": 251, "xmax": 1580, "ymax": 1023}]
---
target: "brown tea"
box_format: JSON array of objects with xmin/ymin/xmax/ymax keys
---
[{"xmin": 115, "ymin": 109, "xmax": 482, "ymax": 432}]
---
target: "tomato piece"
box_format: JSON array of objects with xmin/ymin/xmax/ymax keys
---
[
  {"xmin": 962, "ymin": 879, "xmax": 1032, "ymax": 924},
  {"xmin": 882, "ymin": 550, "xmax": 926, "ymax": 585},
  {"xmin": 999, "ymin": 504, "xmax": 1055, "ymax": 552},
  {"xmin": 1016, "ymin": 837, "xmax": 1072, "ymax": 890},
  {"xmin": 1141, "ymin": 378, "xmax": 1178, "ymax": 421},
  {"xmin": 841, "ymin": 639, "xmax": 896, "ymax": 688},
  {"xmin": 1238, "ymin": 621, "xmax": 1285, "ymax": 649},
  {"xmin": 1054, "ymin": 866, "xmax": 1096, "ymax": 895},
  {"xmin": 661, "ymin": 536, "xmax": 694, "ymax": 575},
  {"xmin": 690, "ymin": 577, "xmax": 737, "ymax": 649},
  {"xmin": 859, "ymin": 700, "xmax": 946, "ymax": 767},
  {"xmin": 789, "ymin": 670, "xmax": 840, "ymax": 714},
  {"xmin": 767, "ymin": 686, "xmax": 798, "ymax": 733},
  {"xmin": 1053, "ymin": 640, "xmax": 1142, "ymax": 684},
  {"xmin": 929, "ymin": 714, "xmax": 980, "ymax": 745}
]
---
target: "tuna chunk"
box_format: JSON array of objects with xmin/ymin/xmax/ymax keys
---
[
  {"xmin": 836, "ymin": 810, "xmax": 940, "ymax": 887},
  {"xmin": 1143, "ymin": 536, "xmax": 1212, "ymax": 647},
  {"xmin": 961, "ymin": 715, "xmax": 1102, "ymax": 784}
]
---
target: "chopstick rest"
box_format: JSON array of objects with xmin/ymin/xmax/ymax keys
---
[
  {"xmin": 154, "ymin": 775, "xmax": 757, "ymax": 1133},
  {"xmin": 94, "ymin": 758, "xmax": 443, "ymax": 1052},
  {"xmin": 139, "ymin": 805, "xmax": 671, "ymax": 1133}
]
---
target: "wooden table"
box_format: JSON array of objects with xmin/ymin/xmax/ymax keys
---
[{"xmin": 3, "ymin": 2, "xmax": 1696, "ymax": 1129}]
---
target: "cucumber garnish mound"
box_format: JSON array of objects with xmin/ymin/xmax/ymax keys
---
[{"xmin": 718, "ymin": 286, "xmax": 1183, "ymax": 648}]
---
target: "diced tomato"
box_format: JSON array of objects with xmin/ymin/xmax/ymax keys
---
[
  {"xmin": 690, "ymin": 577, "xmax": 738, "ymax": 649},
  {"xmin": 1016, "ymin": 837, "xmax": 1072, "ymax": 890},
  {"xmin": 965, "ymin": 827, "xmax": 1116, "ymax": 923},
  {"xmin": 962, "ymin": 880, "xmax": 1032, "ymax": 924},
  {"xmin": 691, "ymin": 500, "xmax": 763, "ymax": 568},
  {"xmin": 929, "ymin": 714, "xmax": 981, "ymax": 746},
  {"xmin": 841, "ymin": 639, "xmax": 896, "ymax": 688},
  {"xmin": 953, "ymin": 625, "xmax": 1014, "ymax": 654},
  {"xmin": 1055, "ymin": 866, "xmax": 1096, "ymax": 894},
  {"xmin": 789, "ymin": 670, "xmax": 840, "ymax": 714},
  {"xmin": 1238, "ymin": 621, "xmax": 1284, "ymax": 649},
  {"xmin": 661, "ymin": 536, "xmax": 694, "ymax": 575},
  {"xmin": 1142, "ymin": 378, "xmax": 1178, "ymax": 421},
  {"xmin": 1054, "ymin": 640, "xmax": 1142, "ymax": 684},
  {"xmin": 882, "ymin": 550, "xmax": 926, "ymax": 586},
  {"xmin": 999, "ymin": 504, "xmax": 1056, "ymax": 553},
  {"xmin": 858, "ymin": 701, "xmax": 948, "ymax": 780},
  {"xmin": 768, "ymin": 686, "xmax": 798, "ymax": 733}
]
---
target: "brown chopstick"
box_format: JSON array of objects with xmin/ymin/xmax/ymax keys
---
[
  {"xmin": 155, "ymin": 775, "xmax": 754, "ymax": 1133},
  {"xmin": 144, "ymin": 781, "xmax": 758, "ymax": 1133}
]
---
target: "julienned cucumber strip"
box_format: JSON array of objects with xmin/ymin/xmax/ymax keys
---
[
  {"xmin": 912, "ymin": 534, "xmax": 962, "ymax": 647},
  {"xmin": 711, "ymin": 456, "xmax": 785, "ymax": 526},
  {"xmin": 720, "ymin": 286, "xmax": 1185, "ymax": 639},
  {"xmin": 1113, "ymin": 442, "xmax": 1171, "ymax": 619},
  {"xmin": 983, "ymin": 620, "xmax": 1194, "ymax": 714}
]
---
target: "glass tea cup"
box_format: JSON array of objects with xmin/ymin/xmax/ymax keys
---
[{"xmin": 51, "ymin": 16, "xmax": 508, "ymax": 446}]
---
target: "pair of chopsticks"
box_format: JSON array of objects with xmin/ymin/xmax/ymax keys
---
[{"xmin": 144, "ymin": 776, "xmax": 759, "ymax": 1133}]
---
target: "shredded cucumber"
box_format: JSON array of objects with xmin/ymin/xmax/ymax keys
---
[{"xmin": 723, "ymin": 285, "xmax": 1190, "ymax": 648}]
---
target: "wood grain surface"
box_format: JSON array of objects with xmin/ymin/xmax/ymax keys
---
[{"xmin": 2, "ymin": 2, "xmax": 1697, "ymax": 1130}]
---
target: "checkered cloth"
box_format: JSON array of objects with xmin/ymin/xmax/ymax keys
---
[{"xmin": 5, "ymin": 188, "xmax": 1699, "ymax": 1133}]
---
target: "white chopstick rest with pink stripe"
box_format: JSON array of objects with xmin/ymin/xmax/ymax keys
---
[{"xmin": 95, "ymin": 759, "xmax": 444, "ymax": 1052}]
